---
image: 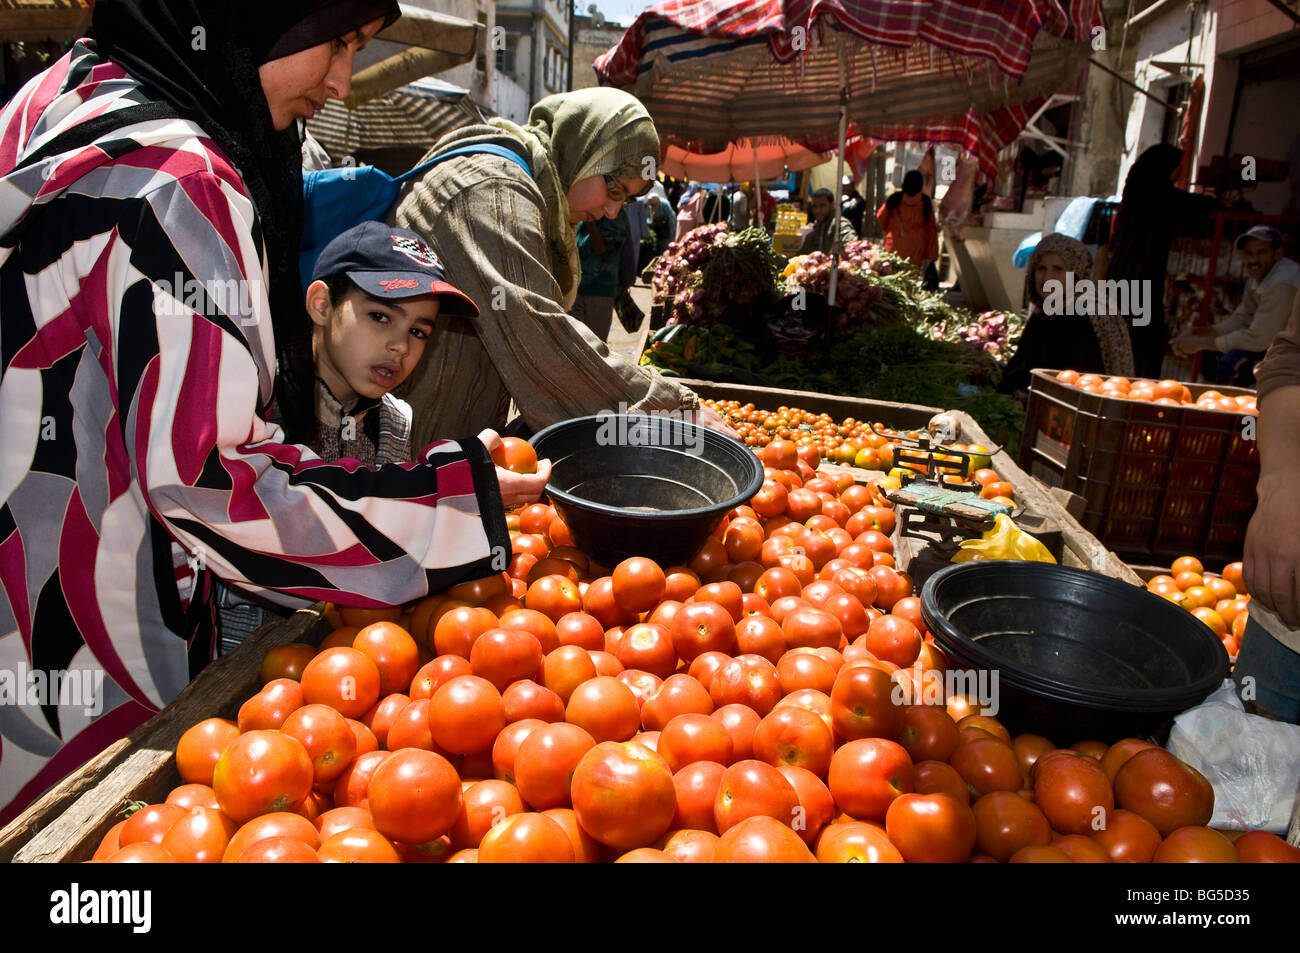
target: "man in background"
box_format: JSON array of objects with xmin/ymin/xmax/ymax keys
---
[
  {"xmin": 800, "ymin": 187, "xmax": 859, "ymax": 254},
  {"xmin": 1173, "ymin": 226, "xmax": 1299, "ymax": 386}
]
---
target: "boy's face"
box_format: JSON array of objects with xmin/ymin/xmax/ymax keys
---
[{"xmin": 308, "ymin": 282, "xmax": 439, "ymax": 402}]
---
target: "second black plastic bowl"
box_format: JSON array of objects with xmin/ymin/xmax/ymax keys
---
[
  {"xmin": 920, "ymin": 561, "xmax": 1229, "ymax": 742},
  {"xmin": 529, "ymin": 414, "xmax": 764, "ymax": 569}
]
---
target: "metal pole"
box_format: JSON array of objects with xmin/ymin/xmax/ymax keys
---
[{"xmin": 828, "ymin": 84, "xmax": 848, "ymax": 307}]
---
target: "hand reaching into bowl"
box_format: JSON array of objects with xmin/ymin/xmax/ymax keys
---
[{"xmin": 477, "ymin": 429, "xmax": 552, "ymax": 510}]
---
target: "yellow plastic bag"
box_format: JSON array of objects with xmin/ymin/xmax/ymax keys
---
[{"xmin": 950, "ymin": 514, "xmax": 1056, "ymax": 564}]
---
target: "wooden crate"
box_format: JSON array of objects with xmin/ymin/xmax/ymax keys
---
[{"xmin": 1, "ymin": 605, "xmax": 331, "ymax": 863}]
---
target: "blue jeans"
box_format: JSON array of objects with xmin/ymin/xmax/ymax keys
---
[
  {"xmin": 1206, "ymin": 349, "xmax": 1266, "ymax": 387},
  {"xmin": 1231, "ymin": 615, "xmax": 1300, "ymax": 724}
]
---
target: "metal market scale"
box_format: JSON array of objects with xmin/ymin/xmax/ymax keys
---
[{"xmin": 875, "ymin": 426, "xmax": 1062, "ymax": 582}]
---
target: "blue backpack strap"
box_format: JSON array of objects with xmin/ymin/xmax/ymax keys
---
[{"xmin": 395, "ymin": 142, "xmax": 533, "ymax": 183}]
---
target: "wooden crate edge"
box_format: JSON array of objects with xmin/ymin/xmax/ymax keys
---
[{"xmin": 11, "ymin": 605, "xmax": 330, "ymax": 864}]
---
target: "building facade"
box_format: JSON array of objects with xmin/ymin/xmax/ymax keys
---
[{"xmin": 496, "ymin": 0, "xmax": 572, "ymax": 118}]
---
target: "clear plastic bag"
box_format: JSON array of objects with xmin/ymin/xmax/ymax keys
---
[
  {"xmin": 1167, "ymin": 679, "xmax": 1300, "ymax": 833},
  {"xmin": 950, "ymin": 514, "xmax": 1056, "ymax": 564}
]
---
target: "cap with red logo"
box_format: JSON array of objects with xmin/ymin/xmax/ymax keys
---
[{"xmin": 310, "ymin": 221, "xmax": 479, "ymax": 316}]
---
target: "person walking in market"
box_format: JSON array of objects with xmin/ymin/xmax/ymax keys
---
[
  {"xmin": 997, "ymin": 234, "xmax": 1135, "ymax": 400},
  {"xmin": 1171, "ymin": 225, "xmax": 1299, "ymax": 386},
  {"xmin": 0, "ymin": 0, "xmax": 549, "ymax": 825},
  {"xmin": 1238, "ymin": 289, "xmax": 1300, "ymax": 723},
  {"xmin": 391, "ymin": 89, "xmax": 735, "ymax": 448},
  {"xmin": 876, "ymin": 170, "xmax": 939, "ymax": 285},
  {"xmin": 570, "ymin": 213, "xmax": 627, "ymax": 340},
  {"xmin": 1104, "ymin": 144, "xmax": 1221, "ymax": 378},
  {"xmin": 800, "ymin": 187, "xmax": 859, "ymax": 255}
]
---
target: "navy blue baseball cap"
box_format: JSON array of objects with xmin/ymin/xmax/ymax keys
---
[{"xmin": 310, "ymin": 222, "xmax": 479, "ymax": 316}]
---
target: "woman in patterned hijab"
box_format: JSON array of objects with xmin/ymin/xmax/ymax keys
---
[{"xmin": 999, "ymin": 233, "xmax": 1135, "ymax": 397}]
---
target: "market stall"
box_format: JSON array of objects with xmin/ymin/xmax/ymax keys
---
[{"xmin": 4, "ymin": 386, "xmax": 1295, "ymax": 865}]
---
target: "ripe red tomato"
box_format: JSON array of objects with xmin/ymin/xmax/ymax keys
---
[
  {"xmin": 715, "ymin": 759, "xmax": 801, "ymax": 834},
  {"xmin": 212, "ymin": 730, "xmax": 314, "ymax": 824},
  {"xmin": 478, "ymin": 812, "xmax": 575, "ymax": 862},
  {"xmin": 898, "ymin": 705, "xmax": 959, "ymax": 764},
  {"xmin": 385, "ymin": 698, "xmax": 436, "ymax": 751},
  {"xmin": 565, "ymin": 675, "xmax": 641, "ymax": 743},
  {"xmin": 659, "ymin": 828, "xmax": 719, "ymax": 863},
  {"xmin": 352, "ymin": 621, "xmax": 420, "ymax": 697},
  {"xmin": 490, "ymin": 718, "xmax": 545, "ymax": 785},
  {"xmin": 431, "ymin": 605, "xmax": 498, "ymax": 658},
  {"xmin": 542, "ymin": 807, "xmax": 601, "ymax": 863},
  {"xmin": 615, "ymin": 622, "xmax": 678, "ymax": 680},
  {"xmin": 711, "ymin": 703, "xmax": 762, "ymax": 762},
  {"xmin": 176, "ymin": 717, "xmax": 241, "ymax": 786},
  {"xmin": 782, "ymin": 606, "xmax": 843, "ymax": 650},
  {"xmin": 829, "ymin": 739, "xmax": 914, "ymax": 821},
  {"xmin": 281, "ymin": 703, "xmax": 357, "ymax": 785},
  {"xmin": 1033, "ymin": 750, "xmax": 1114, "ymax": 835},
  {"xmin": 514, "ymin": 722, "xmax": 597, "ymax": 810},
  {"xmin": 709, "ymin": 654, "xmax": 781, "ymax": 715},
  {"xmin": 671, "ymin": 761, "xmax": 726, "ymax": 833},
  {"xmin": 950, "ymin": 738, "xmax": 1024, "ymax": 797},
  {"xmin": 501, "ymin": 679, "xmax": 565, "ymax": 723},
  {"xmin": 913, "ymin": 760, "xmax": 970, "ymax": 805},
  {"xmin": 1152, "ymin": 826, "xmax": 1239, "ymax": 863},
  {"xmin": 829, "ymin": 664, "xmax": 905, "ymax": 741},
  {"xmin": 525, "ymin": 574, "xmax": 584, "ymax": 623},
  {"xmin": 571, "ymin": 742, "xmax": 677, "ymax": 849},
  {"xmin": 862, "ymin": 615, "xmax": 921, "ymax": 667},
  {"xmin": 300, "ymin": 647, "xmax": 381, "ymax": 720},
  {"xmin": 317, "ymin": 828, "xmax": 401, "ymax": 863},
  {"xmin": 159, "ymin": 807, "xmax": 237, "ymax": 863},
  {"xmin": 657, "ymin": 713, "xmax": 733, "ymax": 773},
  {"xmin": 259, "ymin": 643, "xmax": 315, "ymax": 684},
  {"xmin": 315, "ymin": 806, "xmax": 376, "ymax": 842},
  {"xmin": 1113, "ymin": 748, "xmax": 1214, "ymax": 836},
  {"xmin": 735, "ymin": 615, "xmax": 787, "ymax": 665},
  {"xmin": 331, "ymin": 749, "xmax": 391, "ymax": 808},
  {"xmin": 119, "ymin": 803, "xmax": 188, "ymax": 847},
  {"xmin": 366, "ymin": 748, "xmax": 462, "ymax": 845},
  {"xmin": 165, "ymin": 784, "xmax": 221, "ymax": 812},
  {"xmin": 885, "ymin": 793, "xmax": 977, "ymax": 863},
  {"xmin": 447, "ymin": 779, "xmax": 527, "ymax": 850},
  {"xmin": 1234, "ymin": 830, "xmax": 1300, "ymax": 863},
  {"xmin": 236, "ymin": 678, "xmax": 304, "ymax": 732},
  {"xmin": 868, "ymin": 566, "xmax": 912, "ymax": 610},
  {"xmin": 713, "ymin": 815, "xmax": 816, "ymax": 862},
  {"xmin": 971, "ymin": 790, "xmax": 1052, "ymax": 861},
  {"xmin": 490, "ymin": 435, "xmax": 538, "ymax": 473},
  {"xmin": 752, "ymin": 705, "xmax": 834, "ymax": 778},
  {"xmin": 776, "ymin": 765, "xmax": 835, "ymax": 846},
  {"xmin": 469, "ymin": 627, "xmax": 544, "ymax": 692},
  {"xmin": 222, "ymin": 811, "xmax": 320, "ymax": 863},
  {"xmin": 640, "ymin": 673, "xmax": 714, "ymax": 731},
  {"xmin": 427, "ymin": 675, "xmax": 506, "ymax": 755},
  {"xmin": 671, "ymin": 601, "xmax": 737, "ymax": 661},
  {"xmin": 816, "ymin": 820, "xmax": 904, "ymax": 863}
]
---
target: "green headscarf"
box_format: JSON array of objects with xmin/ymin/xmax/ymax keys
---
[{"xmin": 487, "ymin": 88, "xmax": 660, "ymax": 308}]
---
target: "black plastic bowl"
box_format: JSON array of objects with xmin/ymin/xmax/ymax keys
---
[
  {"xmin": 920, "ymin": 561, "xmax": 1229, "ymax": 742},
  {"xmin": 529, "ymin": 414, "xmax": 763, "ymax": 569}
]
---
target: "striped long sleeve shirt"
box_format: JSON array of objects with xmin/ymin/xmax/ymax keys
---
[{"xmin": 0, "ymin": 43, "xmax": 509, "ymax": 824}]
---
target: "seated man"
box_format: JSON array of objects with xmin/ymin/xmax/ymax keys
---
[
  {"xmin": 1174, "ymin": 225, "xmax": 1300, "ymax": 386},
  {"xmin": 800, "ymin": 187, "xmax": 859, "ymax": 255}
]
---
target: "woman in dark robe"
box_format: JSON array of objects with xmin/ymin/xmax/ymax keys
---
[{"xmin": 1105, "ymin": 144, "xmax": 1220, "ymax": 378}]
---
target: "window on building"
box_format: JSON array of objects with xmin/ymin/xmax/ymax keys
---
[{"xmin": 496, "ymin": 46, "xmax": 516, "ymax": 75}]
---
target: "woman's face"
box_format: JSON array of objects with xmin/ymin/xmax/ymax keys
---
[
  {"xmin": 567, "ymin": 175, "xmax": 649, "ymax": 223},
  {"xmin": 258, "ymin": 17, "xmax": 386, "ymax": 131},
  {"xmin": 1033, "ymin": 251, "xmax": 1069, "ymax": 297}
]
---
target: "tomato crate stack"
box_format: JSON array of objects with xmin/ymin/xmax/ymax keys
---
[{"xmin": 1018, "ymin": 370, "xmax": 1258, "ymax": 565}]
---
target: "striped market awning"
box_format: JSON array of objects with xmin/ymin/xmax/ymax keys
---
[
  {"xmin": 595, "ymin": 0, "xmax": 1103, "ymax": 180},
  {"xmin": 306, "ymin": 77, "xmax": 484, "ymax": 157}
]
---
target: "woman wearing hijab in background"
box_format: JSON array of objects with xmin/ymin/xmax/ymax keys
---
[
  {"xmin": 0, "ymin": 0, "xmax": 546, "ymax": 824},
  {"xmin": 1105, "ymin": 144, "xmax": 1221, "ymax": 378},
  {"xmin": 393, "ymin": 89, "xmax": 734, "ymax": 447},
  {"xmin": 998, "ymin": 234, "xmax": 1135, "ymax": 398}
]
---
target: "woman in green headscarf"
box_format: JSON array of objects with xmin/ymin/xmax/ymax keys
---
[{"xmin": 393, "ymin": 88, "xmax": 734, "ymax": 447}]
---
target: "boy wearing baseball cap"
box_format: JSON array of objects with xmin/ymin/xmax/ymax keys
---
[{"xmin": 304, "ymin": 221, "xmax": 480, "ymax": 466}]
